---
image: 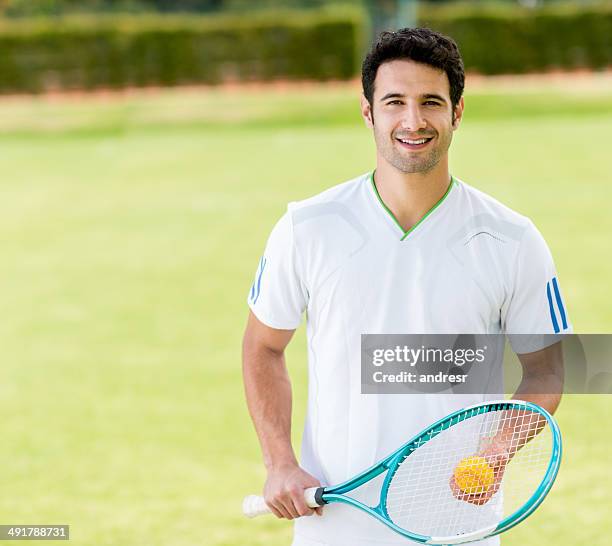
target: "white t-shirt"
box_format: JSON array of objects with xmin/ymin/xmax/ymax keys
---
[{"xmin": 247, "ymin": 172, "xmax": 570, "ymax": 546}]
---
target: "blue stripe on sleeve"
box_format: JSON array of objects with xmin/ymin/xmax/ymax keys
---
[
  {"xmin": 551, "ymin": 277, "xmax": 568, "ymax": 330},
  {"xmin": 253, "ymin": 257, "xmax": 267, "ymax": 305},
  {"xmin": 546, "ymin": 281, "xmax": 560, "ymax": 333},
  {"xmin": 249, "ymin": 257, "xmax": 261, "ymax": 302}
]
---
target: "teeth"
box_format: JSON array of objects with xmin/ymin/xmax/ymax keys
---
[{"xmin": 400, "ymin": 138, "xmax": 428, "ymax": 145}]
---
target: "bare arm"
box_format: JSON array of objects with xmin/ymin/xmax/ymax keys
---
[
  {"xmin": 513, "ymin": 341, "xmax": 563, "ymax": 415},
  {"xmin": 492, "ymin": 341, "xmax": 564, "ymax": 455},
  {"xmin": 451, "ymin": 342, "xmax": 564, "ymax": 505},
  {"xmin": 242, "ymin": 311, "xmax": 321, "ymax": 519},
  {"xmin": 486, "ymin": 342, "xmax": 564, "ymax": 454},
  {"xmin": 494, "ymin": 342, "xmax": 564, "ymax": 455},
  {"xmin": 243, "ymin": 311, "xmax": 297, "ymax": 469}
]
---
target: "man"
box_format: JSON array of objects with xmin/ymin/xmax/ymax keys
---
[{"xmin": 243, "ymin": 28, "xmax": 568, "ymax": 545}]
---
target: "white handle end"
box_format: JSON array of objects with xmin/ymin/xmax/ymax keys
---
[{"xmin": 243, "ymin": 495, "xmax": 271, "ymax": 518}]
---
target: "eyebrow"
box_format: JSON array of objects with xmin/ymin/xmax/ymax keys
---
[
  {"xmin": 423, "ymin": 93, "xmax": 447, "ymax": 103},
  {"xmin": 379, "ymin": 92, "xmax": 405, "ymax": 102},
  {"xmin": 379, "ymin": 92, "xmax": 448, "ymax": 104}
]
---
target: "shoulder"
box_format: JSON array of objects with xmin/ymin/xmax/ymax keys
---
[
  {"xmin": 287, "ymin": 172, "xmax": 370, "ymax": 216},
  {"xmin": 453, "ymin": 178, "xmax": 532, "ymax": 229},
  {"xmin": 450, "ymin": 177, "xmax": 546, "ymax": 250},
  {"xmin": 280, "ymin": 172, "xmax": 372, "ymax": 245},
  {"xmin": 451, "ymin": 178, "xmax": 556, "ymax": 288},
  {"xmin": 268, "ymin": 172, "xmax": 371, "ymax": 247},
  {"xmin": 275, "ymin": 173, "xmax": 372, "ymax": 261}
]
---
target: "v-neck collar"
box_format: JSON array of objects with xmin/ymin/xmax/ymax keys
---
[{"xmin": 368, "ymin": 170, "xmax": 457, "ymax": 240}]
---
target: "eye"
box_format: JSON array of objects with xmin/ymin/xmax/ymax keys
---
[
  {"xmin": 387, "ymin": 100, "xmax": 403, "ymax": 106},
  {"xmin": 424, "ymin": 100, "xmax": 441, "ymax": 106}
]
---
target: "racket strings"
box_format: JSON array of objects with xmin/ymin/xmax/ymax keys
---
[{"xmin": 385, "ymin": 407, "xmax": 553, "ymax": 539}]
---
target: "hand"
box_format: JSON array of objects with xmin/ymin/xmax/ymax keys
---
[
  {"xmin": 449, "ymin": 442, "xmax": 510, "ymax": 506},
  {"xmin": 264, "ymin": 463, "xmax": 323, "ymax": 519}
]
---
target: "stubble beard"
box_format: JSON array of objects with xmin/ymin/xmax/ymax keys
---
[{"xmin": 373, "ymin": 118, "xmax": 454, "ymax": 175}]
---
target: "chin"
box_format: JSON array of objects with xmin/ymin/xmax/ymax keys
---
[{"xmin": 390, "ymin": 157, "xmax": 429, "ymax": 173}]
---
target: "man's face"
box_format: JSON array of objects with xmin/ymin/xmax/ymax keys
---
[{"xmin": 361, "ymin": 60, "xmax": 464, "ymax": 174}]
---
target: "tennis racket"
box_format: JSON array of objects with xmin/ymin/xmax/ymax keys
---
[{"xmin": 243, "ymin": 400, "xmax": 561, "ymax": 544}]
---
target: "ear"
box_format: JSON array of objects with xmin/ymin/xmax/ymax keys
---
[
  {"xmin": 452, "ymin": 97, "xmax": 464, "ymax": 130},
  {"xmin": 360, "ymin": 94, "xmax": 374, "ymax": 128}
]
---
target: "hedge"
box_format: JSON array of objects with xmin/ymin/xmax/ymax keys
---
[
  {"xmin": 0, "ymin": 5, "xmax": 610, "ymax": 94},
  {"xmin": 0, "ymin": 8, "xmax": 363, "ymax": 93},
  {"xmin": 419, "ymin": 3, "xmax": 612, "ymax": 74}
]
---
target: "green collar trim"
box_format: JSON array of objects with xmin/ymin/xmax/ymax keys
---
[{"xmin": 369, "ymin": 171, "xmax": 457, "ymax": 241}]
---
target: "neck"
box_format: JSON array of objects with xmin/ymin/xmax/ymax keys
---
[{"xmin": 373, "ymin": 156, "xmax": 452, "ymax": 233}]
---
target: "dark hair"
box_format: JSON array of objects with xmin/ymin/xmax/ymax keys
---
[{"xmin": 362, "ymin": 27, "xmax": 465, "ymax": 109}]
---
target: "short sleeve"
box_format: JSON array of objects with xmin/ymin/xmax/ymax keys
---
[
  {"xmin": 247, "ymin": 210, "xmax": 307, "ymax": 330},
  {"xmin": 502, "ymin": 221, "xmax": 571, "ymax": 353}
]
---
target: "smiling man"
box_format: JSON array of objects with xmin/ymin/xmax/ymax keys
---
[{"xmin": 243, "ymin": 28, "xmax": 569, "ymax": 546}]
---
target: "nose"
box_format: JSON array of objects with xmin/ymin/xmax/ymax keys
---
[{"xmin": 400, "ymin": 102, "xmax": 427, "ymax": 132}]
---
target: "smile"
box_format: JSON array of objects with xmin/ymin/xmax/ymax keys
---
[{"xmin": 395, "ymin": 136, "xmax": 434, "ymax": 150}]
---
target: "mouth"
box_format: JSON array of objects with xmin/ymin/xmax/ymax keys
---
[{"xmin": 395, "ymin": 136, "xmax": 434, "ymax": 151}]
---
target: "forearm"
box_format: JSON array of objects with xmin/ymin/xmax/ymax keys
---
[
  {"xmin": 496, "ymin": 345, "xmax": 564, "ymax": 455},
  {"xmin": 243, "ymin": 343, "xmax": 297, "ymax": 470},
  {"xmin": 511, "ymin": 381, "xmax": 562, "ymax": 416}
]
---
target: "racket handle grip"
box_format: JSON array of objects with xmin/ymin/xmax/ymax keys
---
[{"xmin": 242, "ymin": 487, "xmax": 323, "ymax": 518}]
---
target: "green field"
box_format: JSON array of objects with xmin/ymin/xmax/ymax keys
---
[{"xmin": 0, "ymin": 79, "xmax": 611, "ymax": 546}]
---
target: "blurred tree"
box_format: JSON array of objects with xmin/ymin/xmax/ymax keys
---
[
  {"xmin": 364, "ymin": 0, "xmax": 417, "ymax": 38},
  {"xmin": 2, "ymin": 0, "xmax": 591, "ymax": 18},
  {"xmin": 0, "ymin": 0, "xmax": 226, "ymax": 16},
  {"xmin": 150, "ymin": 0, "xmax": 224, "ymax": 11}
]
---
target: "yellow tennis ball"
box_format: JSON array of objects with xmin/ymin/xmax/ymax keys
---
[{"xmin": 454, "ymin": 456, "xmax": 494, "ymax": 495}]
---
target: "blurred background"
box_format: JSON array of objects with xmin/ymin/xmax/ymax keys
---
[{"xmin": 0, "ymin": 1, "xmax": 610, "ymax": 545}]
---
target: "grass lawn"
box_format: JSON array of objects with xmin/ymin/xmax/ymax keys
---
[{"xmin": 0, "ymin": 78, "xmax": 610, "ymax": 545}]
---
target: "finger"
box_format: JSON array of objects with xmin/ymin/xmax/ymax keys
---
[
  {"xmin": 314, "ymin": 506, "xmax": 323, "ymax": 516},
  {"xmin": 460, "ymin": 492, "xmax": 482, "ymax": 505},
  {"xmin": 291, "ymin": 489, "xmax": 315, "ymax": 517},
  {"xmin": 281, "ymin": 493, "xmax": 301, "ymax": 519},
  {"xmin": 267, "ymin": 500, "xmax": 290, "ymax": 519},
  {"xmin": 268, "ymin": 505, "xmax": 285, "ymax": 519},
  {"xmin": 266, "ymin": 495, "xmax": 294, "ymax": 520},
  {"xmin": 467, "ymin": 488, "xmax": 496, "ymax": 505},
  {"xmin": 449, "ymin": 476, "xmax": 466, "ymax": 500}
]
